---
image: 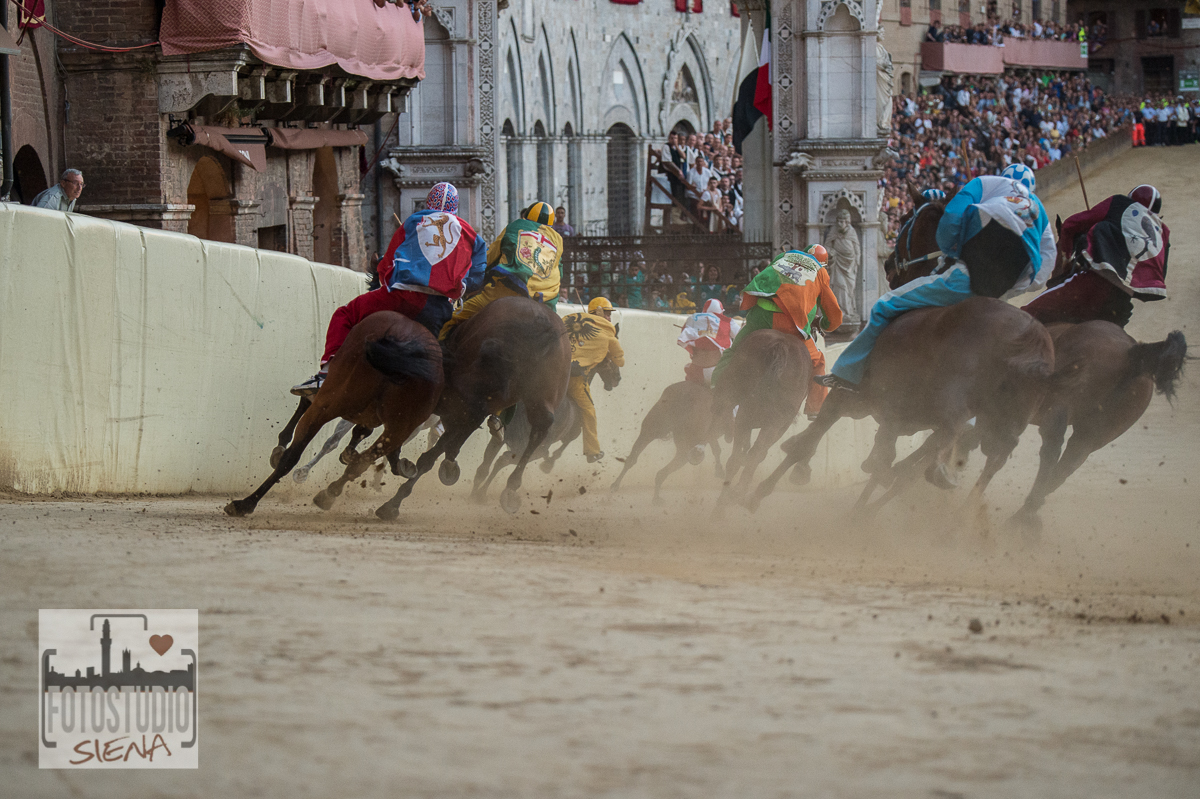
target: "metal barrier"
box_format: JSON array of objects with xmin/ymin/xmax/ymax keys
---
[{"xmin": 559, "ymin": 234, "xmax": 774, "ymax": 309}]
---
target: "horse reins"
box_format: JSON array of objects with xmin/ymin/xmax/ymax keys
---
[{"xmin": 894, "ymin": 203, "xmax": 948, "ymax": 274}]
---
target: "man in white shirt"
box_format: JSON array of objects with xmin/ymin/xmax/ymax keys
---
[
  {"xmin": 1155, "ymin": 103, "xmax": 1171, "ymax": 147},
  {"xmin": 686, "ymin": 157, "xmax": 715, "ymax": 199},
  {"xmin": 31, "ymin": 169, "xmax": 85, "ymax": 212}
]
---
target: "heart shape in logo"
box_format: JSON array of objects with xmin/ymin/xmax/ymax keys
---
[{"xmin": 149, "ymin": 634, "xmax": 174, "ymax": 656}]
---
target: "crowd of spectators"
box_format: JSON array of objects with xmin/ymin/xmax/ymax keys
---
[
  {"xmin": 566, "ymin": 258, "xmax": 748, "ymax": 314},
  {"xmin": 654, "ymin": 118, "xmax": 746, "ymax": 232},
  {"xmin": 880, "ymin": 71, "xmax": 1145, "ymax": 240},
  {"xmin": 926, "ymin": 17, "xmax": 1084, "ymax": 45}
]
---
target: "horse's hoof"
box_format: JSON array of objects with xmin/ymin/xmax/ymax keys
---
[
  {"xmin": 394, "ymin": 458, "xmax": 418, "ymax": 479},
  {"xmin": 652, "ymin": 494, "xmax": 666, "ymax": 507},
  {"xmin": 224, "ymin": 499, "xmax": 254, "ymax": 517},
  {"xmin": 499, "ymin": 488, "xmax": 521, "ymax": 515},
  {"xmin": 339, "ymin": 448, "xmax": 354, "ymax": 466},
  {"xmin": 539, "ymin": 459, "xmax": 555, "ymax": 474},
  {"xmin": 312, "ymin": 490, "xmax": 336, "ymax": 511},
  {"xmin": 375, "ymin": 504, "xmax": 400, "ymax": 521},
  {"xmin": 270, "ymin": 446, "xmax": 284, "ymax": 469},
  {"xmin": 1006, "ymin": 510, "xmax": 1043, "ymax": 541},
  {"xmin": 925, "ymin": 461, "xmax": 958, "ymax": 490},
  {"xmin": 687, "ymin": 445, "xmax": 705, "ymax": 466},
  {"xmin": 439, "ymin": 459, "xmax": 460, "ymax": 486},
  {"xmin": 789, "ymin": 464, "xmax": 812, "ymax": 485},
  {"xmin": 292, "ymin": 466, "xmax": 310, "ymax": 484},
  {"xmin": 609, "ymin": 480, "xmax": 621, "ymax": 493}
]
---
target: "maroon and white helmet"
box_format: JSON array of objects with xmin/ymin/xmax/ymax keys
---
[{"xmin": 1128, "ymin": 184, "xmax": 1162, "ymax": 214}]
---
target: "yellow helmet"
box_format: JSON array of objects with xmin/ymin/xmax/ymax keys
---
[
  {"xmin": 588, "ymin": 296, "xmax": 614, "ymax": 313},
  {"xmin": 524, "ymin": 202, "xmax": 556, "ymax": 226}
]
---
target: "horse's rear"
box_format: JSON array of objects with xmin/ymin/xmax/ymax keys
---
[
  {"xmin": 1013, "ymin": 322, "xmax": 1186, "ymax": 528},
  {"xmin": 712, "ymin": 329, "xmax": 812, "ymax": 504},
  {"xmin": 377, "ymin": 296, "xmax": 571, "ymax": 517}
]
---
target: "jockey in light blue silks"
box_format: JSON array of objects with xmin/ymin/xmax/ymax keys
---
[{"xmin": 817, "ymin": 164, "xmax": 1056, "ymax": 390}]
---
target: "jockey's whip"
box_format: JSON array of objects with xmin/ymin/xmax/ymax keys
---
[
  {"xmin": 1073, "ymin": 155, "xmax": 1090, "ymax": 210},
  {"xmin": 392, "ymin": 213, "xmax": 402, "ymax": 228}
]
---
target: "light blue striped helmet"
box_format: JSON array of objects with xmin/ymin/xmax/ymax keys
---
[
  {"xmin": 921, "ymin": 188, "xmax": 947, "ymax": 202},
  {"xmin": 1001, "ymin": 163, "xmax": 1036, "ymax": 192}
]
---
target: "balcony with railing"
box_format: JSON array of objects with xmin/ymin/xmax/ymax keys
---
[{"xmin": 920, "ymin": 39, "xmax": 1087, "ymax": 75}]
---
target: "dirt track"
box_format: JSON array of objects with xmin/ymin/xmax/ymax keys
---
[{"xmin": 2, "ymin": 147, "xmax": 1199, "ymax": 797}]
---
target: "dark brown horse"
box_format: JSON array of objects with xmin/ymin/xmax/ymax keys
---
[
  {"xmin": 747, "ymin": 190, "xmax": 1054, "ymax": 515},
  {"xmin": 471, "ymin": 356, "xmax": 622, "ymax": 501},
  {"xmin": 225, "ymin": 311, "xmax": 444, "ymax": 517},
  {"xmin": 883, "ymin": 190, "xmax": 1187, "ymax": 530},
  {"xmin": 375, "ymin": 296, "xmax": 572, "ymax": 518},
  {"xmin": 609, "ymin": 380, "xmax": 727, "ymax": 503},
  {"xmin": 711, "ymin": 329, "xmax": 812, "ymax": 505}
]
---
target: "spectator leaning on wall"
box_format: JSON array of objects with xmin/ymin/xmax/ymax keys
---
[{"xmin": 32, "ymin": 169, "xmax": 85, "ymax": 213}]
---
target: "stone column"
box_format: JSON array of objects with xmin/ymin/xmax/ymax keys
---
[
  {"xmin": 289, "ymin": 195, "xmax": 317, "ymax": 260},
  {"xmin": 208, "ymin": 198, "xmax": 261, "ymax": 247},
  {"xmin": 336, "ymin": 193, "xmax": 367, "ymax": 271}
]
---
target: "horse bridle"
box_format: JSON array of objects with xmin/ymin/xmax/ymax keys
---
[{"xmin": 893, "ymin": 203, "xmax": 948, "ymax": 274}]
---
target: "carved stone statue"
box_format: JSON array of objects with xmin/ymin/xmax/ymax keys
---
[
  {"xmin": 875, "ymin": 36, "xmax": 894, "ymax": 138},
  {"xmin": 824, "ymin": 209, "xmax": 862, "ymax": 326}
]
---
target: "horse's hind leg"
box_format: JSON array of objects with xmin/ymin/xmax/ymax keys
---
[
  {"xmin": 375, "ymin": 425, "xmax": 461, "ymax": 521},
  {"xmin": 471, "ymin": 428, "xmax": 506, "ymax": 500},
  {"xmin": 478, "ymin": 451, "xmax": 518, "ymax": 500},
  {"xmin": 652, "ymin": 444, "xmax": 692, "ymax": 505},
  {"xmin": 339, "ymin": 425, "xmax": 374, "ymax": 465},
  {"xmin": 744, "ymin": 398, "xmax": 844, "ymax": 512},
  {"xmin": 860, "ymin": 430, "xmax": 948, "ymax": 518},
  {"xmin": 611, "ymin": 428, "xmax": 658, "ymax": 492},
  {"xmin": 500, "ymin": 402, "xmax": 553, "ymax": 514},
  {"xmin": 732, "ymin": 419, "xmax": 792, "ymax": 501},
  {"xmin": 294, "ymin": 418, "xmax": 355, "ymax": 483},
  {"xmin": 228, "ymin": 403, "xmax": 331, "ymax": 517},
  {"xmin": 1010, "ymin": 407, "xmax": 1068, "ymax": 530},
  {"xmin": 272, "ymin": 397, "xmax": 311, "ymax": 468},
  {"xmin": 314, "ymin": 421, "xmax": 411, "ymax": 511}
]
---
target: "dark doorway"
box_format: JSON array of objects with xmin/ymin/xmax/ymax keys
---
[
  {"xmin": 606, "ymin": 123, "xmax": 637, "ymax": 236},
  {"xmin": 12, "ymin": 145, "xmax": 48, "ymax": 205},
  {"xmin": 1142, "ymin": 56, "xmax": 1175, "ymax": 94}
]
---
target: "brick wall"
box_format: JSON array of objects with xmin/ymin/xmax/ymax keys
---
[
  {"xmin": 8, "ymin": 15, "xmax": 66, "ymax": 197},
  {"xmin": 55, "ymin": 0, "xmax": 160, "ymax": 44}
]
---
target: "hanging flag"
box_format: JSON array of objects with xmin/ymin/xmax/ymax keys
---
[
  {"xmin": 753, "ymin": 2, "xmax": 773, "ymax": 131},
  {"xmin": 731, "ymin": 21, "xmax": 762, "ymax": 154}
]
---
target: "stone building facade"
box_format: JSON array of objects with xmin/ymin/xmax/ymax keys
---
[
  {"xmin": 2, "ymin": 0, "xmax": 427, "ymax": 273},
  {"xmin": 492, "ymin": 0, "xmax": 742, "ymax": 236},
  {"xmin": 1067, "ymin": 0, "xmax": 1200, "ymax": 95}
]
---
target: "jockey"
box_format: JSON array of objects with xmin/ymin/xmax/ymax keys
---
[
  {"xmin": 715, "ymin": 245, "xmax": 843, "ymax": 416},
  {"xmin": 292, "ymin": 182, "xmax": 486, "ymax": 395},
  {"xmin": 561, "ymin": 297, "xmax": 626, "ymax": 463},
  {"xmin": 438, "ymin": 202, "xmax": 563, "ymax": 341},
  {"xmin": 1022, "ymin": 184, "xmax": 1170, "ymax": 327},
  {"xmin": 677, "ymin": 298, "xmax": 743, "ymax": 386},
  {"xmin": 818, "ymin": 164, "xmax": 1055, "ymax": 391}
]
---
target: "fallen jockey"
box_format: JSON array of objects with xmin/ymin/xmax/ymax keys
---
[
  {"xmin": 293, "ymin": 182, "xmax": 486, "ymax": 395},
  {"xmin": 1023, "ymin": 184, "xmax": 1170, "ymax": 327},
  {"xmin": 561, "ymin": 297, "xmax": 626, "ymax": 463},
  {"xmin": 438, "ymin": 202, "xmax": 563, "ymax": 341},
  {"xmin": 677, "ymin": 298, "xmax": 743, "ymax": 386},
  {"xmin": 715, "ymin": 245, "xmax": 842, "ymax": 416},
  {"xmin": 818, "ymin": 164, "xmax": 1055, "ymax": 392}
]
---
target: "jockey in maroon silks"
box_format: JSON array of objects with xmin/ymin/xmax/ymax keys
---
[
  {"xmin": 1023, "ymin": 184, "xmax": 1170, "ymax": 328},
  {"xmin": 292, "ymin": 182, "xmax": 487, "ymax": 396}
]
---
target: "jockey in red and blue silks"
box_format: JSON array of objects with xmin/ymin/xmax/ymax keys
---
[
  {"xmin": 292, "ymin": 182, "xmax": 487, "ymax": 396},
  {"xmin": 817, "ymin": 164, "xmax": 1056, "ymax": 391}
]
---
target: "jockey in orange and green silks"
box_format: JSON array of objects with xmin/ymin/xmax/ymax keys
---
[
  {"xmin": 439, "ymin": 202, "xmax": 564, "ymax": 341},
  {"xmin": 712, "ymin": 246, "xmax": 843, "ymax": 415}
]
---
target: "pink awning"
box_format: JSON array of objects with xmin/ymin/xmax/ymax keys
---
[{"xmin": 159, "ymin": 0, "xmax": 425, "ymax": 82}]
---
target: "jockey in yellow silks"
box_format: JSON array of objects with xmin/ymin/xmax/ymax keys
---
[
  {"xmin": 561, "ymin": 297, "xmax": 625, "ymax": 463},
  {"xmin": 439, "ymin": 202, "xmax": 563, "ymax": 341}
]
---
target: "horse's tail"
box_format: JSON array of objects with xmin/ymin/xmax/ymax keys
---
[
  {"xmin": 1003, "ymin": 318, "xmax": 1055, "ymax": 385},
  {"xmin": 1128, "ymin": 330, "xmax": 1187, "ymax": 400},
  {"xmin": 763, "ymin": 337, "xmax": 798, "ymax": 388},
  {"xmin": 364, "ymin": 335, "xmax": 441, "ymax": 385}
]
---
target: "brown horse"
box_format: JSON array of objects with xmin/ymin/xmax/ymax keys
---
[
  {"xmin": 374, "ymin": 296, "xmax": 572, "ymax": 519},
  {"xmin": 711, "ymin": 329, "xmax": 812, "ymax": 505},
  {"xmin": 609, "ymin": 380, "xmax": 727, "ymax": 503},
  {"xmin": 225, "ymin": 312, "xmax": 443, "ymax": 517},
  {"xmin": 471, "ymin": 356, "xmax": 622, "ymax": 501},
  {"xmin": 884, "ymin": 190, "xmax": 1187, "ymax": 531}
]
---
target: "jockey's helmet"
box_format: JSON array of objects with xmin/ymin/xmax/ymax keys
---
[
  {"xmin": 921, "ymin": 188, "xmax": 947, "ymax": 201},
  {"xmin": 702, "ymin": 298, "xmax": 725, "ymax": 315},
  {"xmin": 805, "ymin": 244, "xmax": 829, "ymax": 265},
  {"xmin": 426, "ymin": 182, "xmax": 458, "ymax": 214},
  {"xmin": 524, "ymin": 202, "xmax": 556, "ymax": 226},
  {"xmin": 588, "ymin": 296, "xmax": 614, "ymax": 315},
  {"xmin": 1128, "ymin": 184, "xmax": 1162, "ymax": 214},
  {"xmin": 1001, "ymin": 163, "xmax": 1036, "ymax": 192}
]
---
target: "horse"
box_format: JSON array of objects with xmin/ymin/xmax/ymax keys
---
[
  {"xmin": 882, "ymin": 188, "xmax": 1187, "ymax": 531},
  {"xmin": 746, "ymin": 189, "xmax": 1055, "ymax": 517},
  {"xmin": 374, "ymin": 296, "xmax": 572, "ymax": 519},
  {"xmin": 224, "ymin": 312, "xmax": 443, "ymax": 517},
  {"xmin": 470, "ymin": 356, "xmax": 622, "ymax": 501},
  {"xmin": 710, "ymin": 329, "xmax": 812, "ymax": 506},
  {"xmin": 609, "ymin": 380, "xmax": 727, "ymax": 504}
]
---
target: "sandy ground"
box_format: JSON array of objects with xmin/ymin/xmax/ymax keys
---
[{"xmin": 2, "ymin": 147, "xmax": 1199, "ymax": 797}]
